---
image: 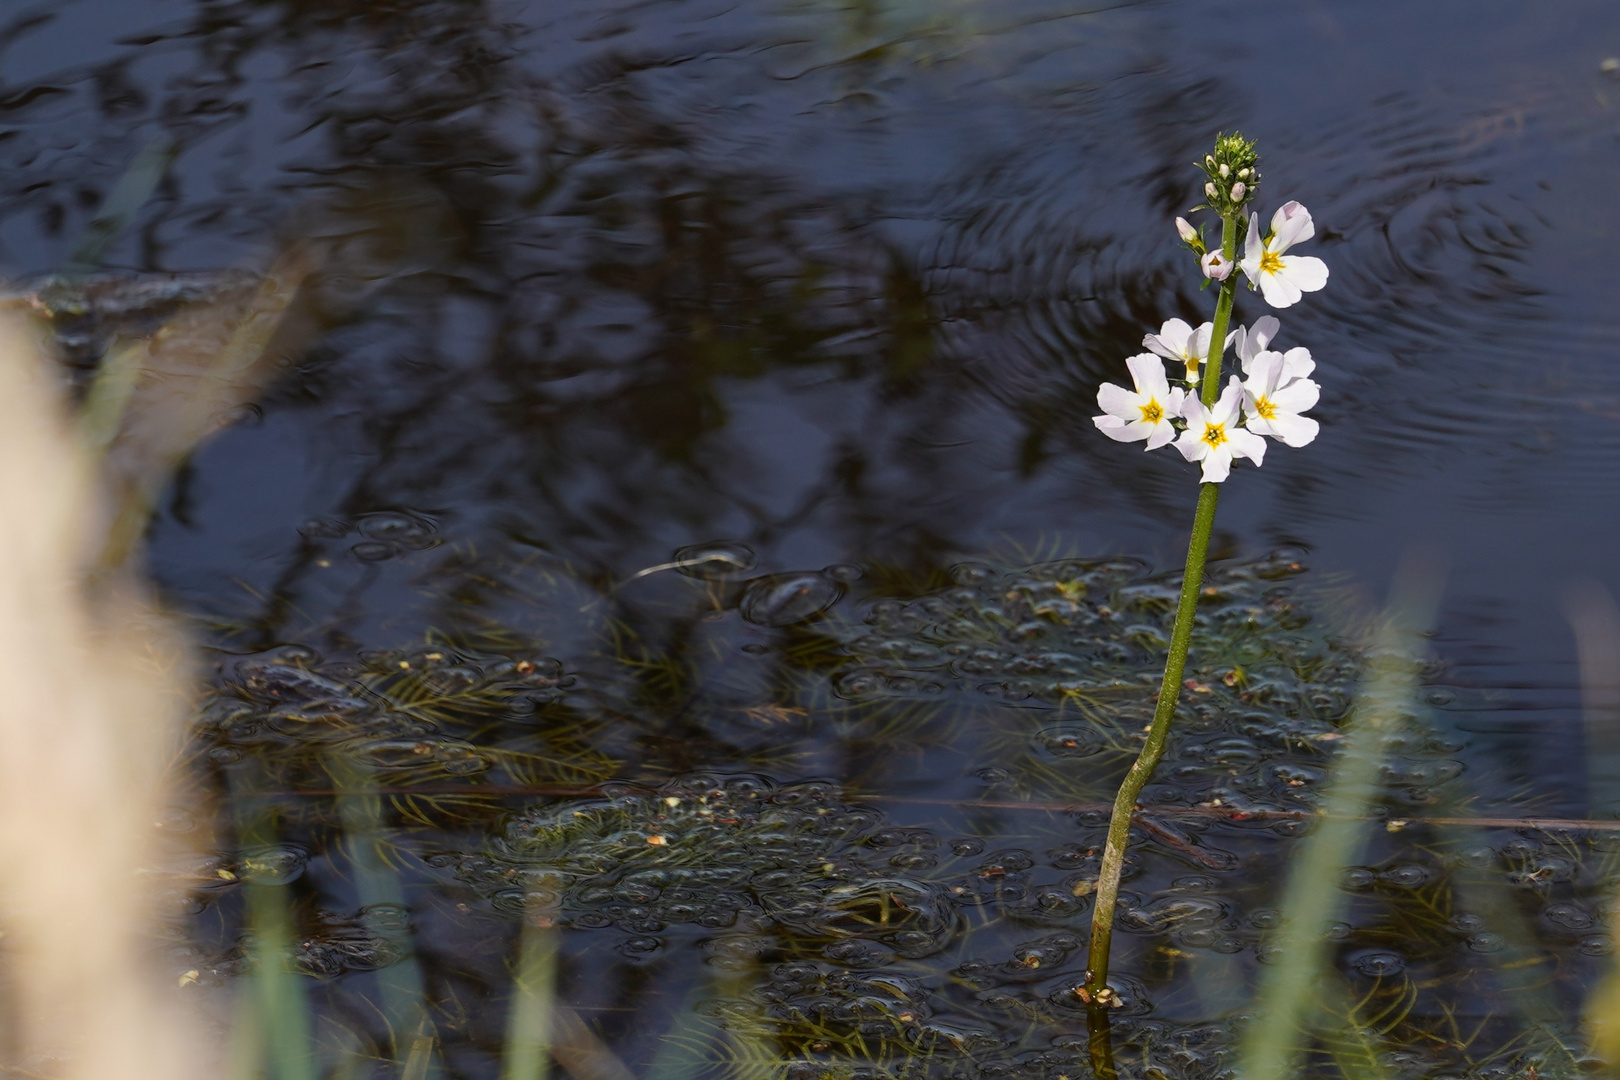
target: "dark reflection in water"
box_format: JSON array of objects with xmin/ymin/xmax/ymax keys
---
[{"xmin": 8, "ymin": 0, "xmax": 1620, "ymax": 1074}]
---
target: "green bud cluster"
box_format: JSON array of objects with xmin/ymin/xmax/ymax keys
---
[{"xmin": 1196, "ymin": 131, "xmax": 1260, "ymax": 219}]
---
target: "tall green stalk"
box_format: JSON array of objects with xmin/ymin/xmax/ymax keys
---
[{"xmin": 1081, "ymin": 212, "xmax": 1240, "ymax": 1004}]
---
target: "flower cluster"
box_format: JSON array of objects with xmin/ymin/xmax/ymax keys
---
[{"xmin": 1092, "ymin": 199, "xmax": 1328, "ymax": 484}]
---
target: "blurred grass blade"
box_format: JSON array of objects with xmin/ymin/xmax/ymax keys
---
[
  {"xmin": 1235, "ymin": 552, "xmax": 1446, "ymax": 1080},
  {"xmin": 67, "ymin": 135, "xmax": 177, "ymax": 271},
  {"xmin": 244, "ymin": 876, "xmax": 318, "ymax": 1080},
  {"xmin": 333, "ymin": 757, "xmax": 444, "ymax": 1080},
  {"xmin": 502, "ymin": 914, "xmax": 557, "ymax": 1080}
]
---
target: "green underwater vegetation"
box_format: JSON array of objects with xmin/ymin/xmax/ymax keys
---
[{"xmin": 159, "ymin": 541, "xmax": 1620, "ymax": 1080}]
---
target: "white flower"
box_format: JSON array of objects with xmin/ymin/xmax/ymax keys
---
[
  {"xmin": 1241, "ymin": 351, "xmax": 1320, "ymax": 447},
  {"xmin": 1233, "ymin": 316, "xmax": 1316, "ymax": 381},
  {"xmin": 1240, "ymin": 201, "xmax": 1329, "ymax": 309},
  {"xmin": 1093, "ymin": 354, "xmax": 1184, "ymax": 450},
  {"xmin": 1143, "ymin": 319, "xmax": 1231, "ymax": 385},
  {"xmin": 1200, "ymin": 249, "xmax": 1232, "ymax": 281},
  {"xmin": 1233, "ymin": 316, "xmax": 1280, "ymax": 373},
  {"xmin": 1174, "ymin": 377, "xmax": 1267, "ymax": 483}
]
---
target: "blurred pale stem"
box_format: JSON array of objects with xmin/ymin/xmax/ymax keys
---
[
  {"xmin": 0, "ymin": 313, "xmax": 201, "ymax": 1080},
  {"xmin": 1083, "ymin": 213, "xmax": 1238, "ymax": 1001}
]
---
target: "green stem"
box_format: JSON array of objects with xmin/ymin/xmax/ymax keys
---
[{"xmin": 1081, "ymin": 213, "xmax": 1240, "ymax": 1004}]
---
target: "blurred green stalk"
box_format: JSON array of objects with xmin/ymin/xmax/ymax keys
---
[{"xmin": 1235, "ymin": 554, "xmax": 1445, "ymax": 1080}]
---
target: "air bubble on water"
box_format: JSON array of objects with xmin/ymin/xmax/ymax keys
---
[
  {"xmin": 299, "ymin": 517, "xmax": 349, "ymax": 538},
  {"xmin": 351, "ymin": 541, "xmax": 399, "ymax": 562},
  {"xmin": 739, "ymin": 572, "xmax": 843, "ymax": 626},
  {"xmin": 1350, "ymin": 951, "xmax": 1406, "ymax": 977},
  {"xmin": 672, "ymin": 541, "xmax": 756, "ymax": 579},
  {"xmin": 357, "ymin": 511, "xmax": 438, "ymax": 547},
  {"xmin": 1543, "ymin": 903, "xmax": 1594, "ymax": 930}
]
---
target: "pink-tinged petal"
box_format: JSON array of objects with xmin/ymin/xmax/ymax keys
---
[
  {"xmin": 1179, "ymin": 397, "xmax": 1208, "ymax": 427},
  {"xmin": 1226, "ymin": 426, "xmax": 1268, "ymax": 465},
  {"xmin": 1277, "ymin": 255, "xmax": 1328, "ymax": 294},
  {"xmin": 1269, "ymin": 201, "xmax": 1315, "ymax": 252},
  {"xmin": 1266, "ymin": 413, "xmax": 1319, "ymax": 448},
  {"xmin": 1143, "ymin": 420, "xmax": 1176, "ymax": 451},
  {"xmin": 1125, "ymin": 353, "xmax": 1171, "ymax": 397},
  {"xmin": 1279, "ymin": 346, "xmax": 1314, "ymax": 381},
  {"xmin": 1094, "ymin": 414, "xmax": 1145, "ymax": 442},
  {"xmin": 1244, "ymin": 212, "xmax": 1263, "ymax": 264},
  {"xmin": 1097, "ymin": 382, "xmax": 1138, "ymax": 417},
  {"xmin": 1257, "ymin": 271, "xmax": 1303, "ymax": 309},
  {"xmin": 1173, "ymin": 428, "xmax": 1206, "ymax": 462},
  {"xmin": 1271, "ymin": 378, "xmax": 1319, "ymax": 413},
  {"xmin": 1199, "ymin": 450, "xmax": 1232, "ymax": 483}
]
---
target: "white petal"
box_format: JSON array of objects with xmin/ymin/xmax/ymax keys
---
[
  {"xmin": 1097, "ymin": 382, "xmax": 1139, "ymax": 418},
  {"xmin": 1251, "ymin": 316, "xmax": 1280, "ymax": 353},
  {"xmin": 1094, "ymin": 413, "xmax": 1146, "ymax": 442},
  {"xmin": 1143, "ymin": 420, "xmax": 1176, "ymax": 451},
  {"xmin": 1144, "ymin": 339, "xmax": 1182, "ymax": 364},
  {"xmin": 1269, "ymin": 201, "xmax": 1315, "ymax": 252},
  {"xmin": 1189, "ymin": 322, "xmax": 1214, "ymax": 358},
  {"xmin": 1165, "ymin": 386, "xmax": 1187, "ymax": 417},
  {"xmin": 1210, "ymin": 376, "xmax": 1245, "ymax": 426},
  {"xmin": 1199, "ymin": 449, "xmax": 1232, "ymax": 483},
  {"xmin": 1271, "ymin": 378, "xmax": 1319, "ymax": 413},
  {"xmin": 1277, "ymin": 255, "xmax": 1328, "ymax": 294},
  {"xmin": 1179, "ymin": 397, "xmax": 1208, "ymax": 427},
  {"xmin": 1156, "ymin": 319, "xmax": 1193, "ymax": 351},
  {"xmin": 1279, "ymin": 346, "xmax": 1314, "ymax": 381},
  {"xmin": 1243, "ymin": 412, "xmax": 1278, "ymax": 438},
  {"xmin": 1245, "ymin": 351, "xmax": 1286, "ymax": 396},
  {"xmin": 1257, "ymin": 270, "xmax": 1303, "ymax": 309},
  {"xmin": 1226, "ymin": 426, "xmax": 1268, "ymax": 465},
  {"xmin": 1125, "ymin": 353, "xmax": 1171, "ymax": 398},
  {"xmin": 1244, "ymin": 212, "xmax": 1262, "ymax": 264},
  {"xmin": 1267, "ymin": 412, "xmax": 1320, "ymax": 448},
  {"xmin": 1173, "ymin": 428, "xmax": 1206, "ymax": 462}
]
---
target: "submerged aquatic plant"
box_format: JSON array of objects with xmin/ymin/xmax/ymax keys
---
[{"xmin": 1082, "ymin": 132, "xmax": 1331, "ymax": 1004}]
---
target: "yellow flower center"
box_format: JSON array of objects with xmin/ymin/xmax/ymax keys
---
[
  {"xmin": 1201, "ymin": 422, "xmax": 1227, "ymax": 448},
  {"xmin": 1139, "ymin": 399, "xmax": 1163, "ymax": 423},
  {"xmin": 1254, "ymin": 396, "xmax": 1277, "ymax": 420},
  {"xmin": 1259, "ymin": 249, "xmax": 1283, "ymax": 275}
]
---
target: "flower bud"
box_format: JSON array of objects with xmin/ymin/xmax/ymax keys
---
[
  {"xmin": 1205, "ymin": 155, "xmax": 1216, "ymax": 169},
  {"xmin": 1230, "ymin": 182, "xmax": 1246, "ymax": 200},
  {"xmin": 1201, "ymin": 249, "xmax": 1233, "ymax": 281},
  {"xmin": 1218, "ymin": 163, "xmax": 1230, "ymax": 178},
  {"xmin": 1238, "ymin": 168, "xmax": 1251, "ymax": 179},
  {"xmin": 1175, "ymin": 217, "xmax": 1197, "ymax": 243},
  {"xmin": 1204, "ymin": 181, "xmax": 1217, "ymax": 199}
]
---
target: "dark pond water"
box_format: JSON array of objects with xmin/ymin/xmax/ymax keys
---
[{"xmin": 9, "ymin": 0, "xmax": 1620, "ymax": 1076}]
